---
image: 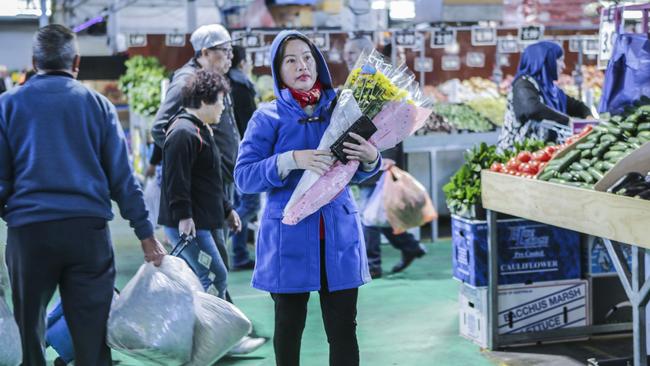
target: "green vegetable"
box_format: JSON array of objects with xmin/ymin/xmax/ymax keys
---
[
  {"xmin": 560, "ymin": 172, "xmax": 574, "ymax": 181},
  {"xmin": 577, "ymin": 171, "xmax": 595, "ymax": 183},
  {"xmin": 558, "ymin": 150, "xmax": 582, "ymax": 172},
  {"xmin": 434, "ymin": 104, "xmax": 495, "ymax": 132},
  {"xmin": 580, "ymin": 149, "xmax": 592, "ymax": 159},
  {"xmin": 638, "ymin": 131, "xmax": 650, "ymax": 140},
  {"xmin": 118, "ymin": 56, "xmax": 168, "ymax": 117},
  {"xmin": 577, "ymin": 142, "xmax": 596, "ymax": 150},
  {"xmin": 580, "ymin": 159, "xmax": 593, "ymax": 167},
  {"xmin": 595, "ymin": 161, "xmax": 605, "ymax": 171},
  {"xmin": 593, "ymin": 141, "xmax": 613, "ymax": 159},
  {"xmin": 538, "ymin": 169, "xmax": 556, "ymax": 181},
  {"xmin": 570, "ymin": 162, "xmax": 585, "ymax": 171},
  {"xmin": 588, "ymin": 168, "xmax": 604, "ymax": 181},
  {"xmin": 604, "ymin": 151, "xmax": 627, "ymax": 161},
  {"xmin": 549, "ymin": 178, "xmax": 568, "ymax": 184},
  {"xmin": 600, "ymin": 134, "xmax": 618, "ymax": 144},
  {"xmin": 602, "ymin": 161, "xmax": 615, "ymax": 170},
  {"xmin": 620, "ymin": 122, "xmax": 637, "ymax": 132},
  {"xmin": 610, "ymin": 144, "xmax": 629, "ymax": 152},
  {"xmin": 638, "ymin": 122, "xmax": 650, "ymax": 131}
]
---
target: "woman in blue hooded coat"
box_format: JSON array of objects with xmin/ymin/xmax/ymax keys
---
[
  {"xmin": 497, "ymin": 41, "xmax": 591, "ymax": 152},
  {"xmin": 234, "ymin": 31, "xmax": 381, "ymax": 365}
]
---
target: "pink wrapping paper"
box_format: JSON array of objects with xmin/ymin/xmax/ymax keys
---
[{"xmin": 282, "ymin": 102, "xmax": 432, "ymax": 225}]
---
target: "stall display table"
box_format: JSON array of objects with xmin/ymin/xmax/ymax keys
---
[{"xmin": 481, "ymin": 171, "xmax": 648, "ymax": 365}]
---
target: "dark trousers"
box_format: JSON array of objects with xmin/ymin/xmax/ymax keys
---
[
  {"xmin": 365, "ymin": 226, "xmax": 422, "ymax": 271},
  {"xmin": 6, "ymin": 217, "xmax": 115, "ymax": 366},
  {"xmin": 271, "ymin": 240, "xmax": 359, "ymax": 366}
]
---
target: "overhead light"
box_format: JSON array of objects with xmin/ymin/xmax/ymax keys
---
[
  {"xmin": 0, "ymin": 0, "xmax": 52, "ymax": 17},
  {"xmin": 372, "ymin": 0, "xmax": 386, "ymax": 10},
  {"xmin": 390, "ymin": 0, "xmax": 415, "ymax": 19},
  {"xmin": 623, "ymin": 10, "xmax": 643, "ymax": 20}
]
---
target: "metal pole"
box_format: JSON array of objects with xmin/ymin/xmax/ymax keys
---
[
  {"xmin": 107, "ymin": 0, "xmax": 119, "ymax": 54},
  {"xmin": 187, "ymin": 0, "xmax": 197, "ymax": 33},
  {"xmin": 632, "ymin": 246, "xmax": 648, "ymax": 366},
  {"xmin": 487, "ymin": 209, "xmax": 499, "ymax": 350},
  {"xmin": 419, "ymin": 32, "xmax": 425, "ymax": 89},
  {"xmin": 39, "ymin": 0, "xmax": 49, "ymax": 27}
]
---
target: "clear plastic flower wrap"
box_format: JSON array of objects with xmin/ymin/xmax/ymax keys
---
[
  {"xmin": 0, "ymin": 297, "xmax": 21, "ymax": 366},
  {"xmin": 107, "ymin": 256, "xmax": 203, "ymax": 365},
  {"xmin": 184, "ymin": 292, "xmax": 252, "ymax": 366},
  {"xmin": 283, "ymin": 49, "xmax": 432, "ymax": 225}
]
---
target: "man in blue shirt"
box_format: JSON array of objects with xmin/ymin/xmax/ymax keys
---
[{"xmin": 0, "ymin": 24, "xmax": 166, "ymax": 366}]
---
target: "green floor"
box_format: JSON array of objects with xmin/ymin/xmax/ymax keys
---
[{"xmin": 0, "ymin": 215, "xmax": 494, "ymax": 366}]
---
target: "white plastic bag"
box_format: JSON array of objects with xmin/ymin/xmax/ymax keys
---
[
  {"xmin": 143, "ymin": 178, "xmax": 161, "ymax": 227},
  {"xmin": 185, "ymin": 292, "xmax": 252, "ymax": 366},
  {"xmin": 0, "ymin": 298, "xmax": 22, "ymax": 366},
  {"xmin": 362, "ymin": 173, "xmax": 390, "ymax": 228},
  {"xmin": 107, "ymin": 256, "xmax": 203, "ymax": 365}
]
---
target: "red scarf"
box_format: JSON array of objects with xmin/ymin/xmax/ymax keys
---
[{"xmin": 288, "ymin": 80, "xmax": 322, "ymax": 108}]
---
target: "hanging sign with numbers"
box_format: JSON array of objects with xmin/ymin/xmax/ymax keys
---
[
  {"xmin": 471, "ymin": 26, "xmax": 496, "ymax": 46},
  {"xmin": 414, "ymin": 57, "xmax": 433, "ymax": 72},
  {"xmin": 518, "ymin": 25, "xmax": 544, "ymax": 43},
  {"xmin": 441, "ymin": 55, "xmax": 460, "ymax": 71},
  {"xmin": 466, "ymin": 52, "xmax": 485, "ymax": 68},
  {"xmin": 165, "ymin": 33, "xmax": 186, "ymax": 47},
  {"xmin": 309, "ymin": 32, "xmax": 330, "ymax": 51},
  {"xmin": 598, "ymin": 11, "xmax": 617, "ymax": 69},
  {"xmin": 245, "ymin": 33, "xmax": 264, "ymax": 49},
  {"xmin": 394, "ymin": 30, "xmax": 417, "ymax": 48},
  {"xmin": 128, "ymin": 34, "xmax": 147, "ymax": 47},
  {"xmin": 497, "ymin": 37, "xmax": 519, "ymax": 54},
  {"xmin": 430, "ymin": 28, "xmax": 456, "ymax": 48}
]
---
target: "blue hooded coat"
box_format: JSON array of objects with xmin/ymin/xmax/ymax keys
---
[
  {"xmin": 515, "ymin": 41, "xmax": 567, "ymax": 113},
  {"xmin": 234, "ymin": 30, "xmax": 381, "ymax": 293}
]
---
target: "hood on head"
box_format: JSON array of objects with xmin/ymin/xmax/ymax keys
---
[{"xmin": 269, "ymin": 30, "xmax": 333, "ymax": 103}]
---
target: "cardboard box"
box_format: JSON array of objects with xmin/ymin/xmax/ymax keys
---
[
  {"xmin": 452, "ymin": 216, "xmax": 581, "ymax": 286},
  {"xmin": 459, "ymin": 280, "xmax": 589, "ymax": 348}
]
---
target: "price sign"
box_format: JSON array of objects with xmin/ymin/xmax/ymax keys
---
[
  {"xmin": 471, "ymin": 26, "xmax": 496, "ymax": 46},
  {"xmin": 430, "ymin": 28, "xmax": 456, "ymax": 48},
  {"xmin": 518, "ymin": 25, "xmax": 544, "ymax": 43},
  {"xmin": 414, "ymin": 57, "xmax": 433, "ymax": 72},
  {"xmin": 128, "ymin": 34, "xmax": 147, "ymax": 47},
  {"xmin": 466, "ymin": 52, "xmax": 485, "ymax": 68},
  {"xmin": 498, "ymin": 54, "xmax": 510, "ymax": 67},
  {"xmin": 497, "ymin": 37, "xmax": 519, "ymax": 54},
  {"xmin": 584, "ymin": 37, "xmax": 599, "ymax": 55},
  {"xmin": 441, "ymin": 55, "xmax": 460, "ymax": 71},
  {"xmin": 598, "ymin": 12, "xmax": 617, "ymax": 69},
  {"xmin": 309, "ymin": 33, "xmax": 330, "ymax": 51},
  {"xmin": 254, "ymin": 51, "xmax": 265, "ymax": 67},
  {"xmin": 165, "ymin": 33, "xmax": 186, "ymax": 47},
  {"xmin": 394, "ymin": 30, "xmax": 417, "ymax": 48},
  {"xmin": 245, "ymin": 33, "xmax": 264, "ymax": 48}
]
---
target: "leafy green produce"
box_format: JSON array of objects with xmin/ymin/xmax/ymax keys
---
[
  {"xmin": 118, "ymin": 56, "xmax": 168, "ymax": 117},
  {"xmin": 434, "ymin": 103, "xmax": 495, "ymax": 132}
]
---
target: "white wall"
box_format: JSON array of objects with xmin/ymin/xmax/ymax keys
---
[{"xmin": 0, "ymin": 22, "xmax": 38, "ymax": 71}]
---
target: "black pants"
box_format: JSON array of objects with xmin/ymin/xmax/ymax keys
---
[
  {"xmin": 271, "ymin": 240, "xmax": 359, "ymax": 366},
  {"xmin": 6, "ymin": 217, "xmax": 115, "ymax": 366}
]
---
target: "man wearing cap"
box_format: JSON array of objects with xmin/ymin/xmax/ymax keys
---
[{"xmin": 151, "ymin": 23, "xmax": 267, "ymax": 355}]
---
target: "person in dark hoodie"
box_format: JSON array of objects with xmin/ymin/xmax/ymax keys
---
[
  {"xmin": 151, "ymin": 24, "xmax": 267, "ymax": 355},
  {"xmin": 497, "ymin": 41, "xmax": 591, "ymax": 152},
  {"xmin": 227, "ymin": 45, "xmax": 260, "ymax": 270},
  {"xmin": 0, "ymin": 24, "xmax": 166, "ymax": 366},
  {"xmin": 158, "ymin": 70, "xmax": 238, "ymax": 299},
  {"xmin": 235, "ymin": 30, "xmax": 381, "ymax": 366}
]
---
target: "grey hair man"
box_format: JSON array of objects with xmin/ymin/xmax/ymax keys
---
[
  {"xmin": 0, "ymin": 24, "xmax": 166, "ymax": 365},
  {"xmin": 343, "ymin": 36, "xmax": 375, "ymax": 71}
]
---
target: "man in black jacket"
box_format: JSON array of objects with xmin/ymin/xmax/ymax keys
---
[
  {"xmin": 345, "ymin": 37, "xmax": 426, "ymax": 279},
  {"xmin": 151, "ymin": 23, "xmax": 266, "ymax": 355},
  {"xmin": 226, "ymin": 46, "xmax": 259, "ymax": 270}
]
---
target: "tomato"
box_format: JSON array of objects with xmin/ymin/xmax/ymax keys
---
[
  {"xmin": 490, "ymin": 162, "xmax": 503, "ymax": 172},
  {"xmin": 529, "ymin": 160, "xmax": 540, "ymax": 169},
  {"xmin": 544, "ymin": 146, "xmax": 558, "ymax": 156},
  {"xmin": 506, "ymin": 158, "xmax": 520, "ymax": 171},
  {"xmin": 519, "ymin": 163, "xmax": 538, "ymax": 175},
  {"xmin": 517, "ymin": 151, "xmax": 532, "ymax": 163},
  {"xmin": 532, "ymin": 150, "xmax": 551, "ymax": 162}
]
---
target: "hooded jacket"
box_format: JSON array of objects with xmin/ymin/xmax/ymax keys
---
[{"xmin": 234, "ymin": 30, "xmax": 381, "ymax": 293}]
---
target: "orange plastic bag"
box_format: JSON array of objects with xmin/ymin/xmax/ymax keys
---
[{"xmin": 383, "ymin": 166, "xmax": 437, "ymax": 234}]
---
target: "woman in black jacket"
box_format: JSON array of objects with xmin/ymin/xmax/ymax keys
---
[
  {"xmin": 158, "ymin": 70, "xmax": 241, "ymax": 298},
  {"xmin": 497, "ymin": 41, "xmax": 591, "ymax": 152}
]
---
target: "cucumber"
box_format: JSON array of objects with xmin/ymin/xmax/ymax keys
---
[
  {"xmin": 570, "ymin": 162, "xmax": 585, "ymax": 171},
  {"xmin": 602, "ymin": 161, "xmax": 615, "ymax": 170},
  {"xmin": 628, "ymin": 137, "xmax": 641, "ymax": 144},
  {"xmin": 595, "ymin": 161, "xmax": 605, "ymax": 171},
  {"xmin": 638, "ymin": 122, "xmax": 650, "ymax": 131},
  {"xmin": 560, "ymin": 172, "xmax": 574, "ymax": 181},
  {"xmin": 549, "ymin": 178, "xmax": 568, "ymax": 184},
  {"xmin": 577, "ymin": 170, "xmax": 595, "ymax": 183},
  {"xmin": 610, "ymin": 144, "xmax": 629, "ymax": 152},
  {"xmin": 593, "ymin": 125, "xmax": 610, "ymax": 134},
  {"xmin": 580, "ymin": 149, "xmax": 592, "ymax": 159},
  {"xmin": 593, "ymin": 141, "xmax": 613, "ymax": 159},
  {"xmin": 588, "ymin": 167, "xmax": 604, "ymax": 181},
  {"xmin": 577, "ymin": 142, "xmax": 596, "ymax": 150},
  {"xmin": 538, "ymin": 169, "xmax": 556, "ymax": 181},
  {"xmin": 587, "ymin": 132, "xmax": 603, "ymax": 142},
  {"xmin": 638, "ymin": 131, "xmax": 650, "ymax": 140},
  {"xmin": 620, "ymin": 122, "xmax": 637, "ymax": 131},
  {"xmin": 558, "ymin": 150, "xmax": 582, "ymax": 172},
  {"xmin": 606, "ymin": 125, "xmax": 623, "ymax": 136},
  {"xmin": 580, "ymin": 159, "xmax": 592, "ymax": 167},
  {"xmin": 600, "ymin": 134, "xmax": 618, "ymax": 144},
  {"xmin": 604, "ymin": 150, "xmax": 627, "ymax": 161}
]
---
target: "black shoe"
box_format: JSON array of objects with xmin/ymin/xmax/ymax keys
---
[
  {"xmin": 233, "ymin": 260, "xmax": 255, "ymax": 271},
  {"xmin": 369, "ymin": 268, "xmax": 382, "ymax": 279},
  {"xmin": 391, "ymin": 249, "xmax": 426, "ymax": 273}
]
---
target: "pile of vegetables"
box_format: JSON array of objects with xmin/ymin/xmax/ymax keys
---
[
  {"xmin": 434, "ymin": 103, "xmax": 495, "ymax": 132},
  {"xmin": 608, "ymin": 172, "xmax": 650, "ymax": 199},
  {"xmin": 490, "ymin": 145, "xmax": 556, "ymax": 178},
  {"xmin": 118, "ymin": 56, "xmax": 168, "ymax": 117},
  {"xmin": 465, "ymin": 97, "xmax": 507, "ymax": 126},
  {"xmin": 444, "ymin": 139, "xmax": 546, "ymax": 218},
  {"xmin": 414, "ymin": 111, "xmax": 453, "ymax": 135},
  {"xmin": 539, "ymin": 103, "xmax": 650, "ymax": 188}
]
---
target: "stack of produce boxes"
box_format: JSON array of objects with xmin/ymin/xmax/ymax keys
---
[{"xmin": 452, "ymin": 215, "xmax": 587, "ymax": 347}]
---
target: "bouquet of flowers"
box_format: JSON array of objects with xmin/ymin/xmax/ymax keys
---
[{"xmin": 283, "ymin": 50, "xmax": 433, "ymax": 225}]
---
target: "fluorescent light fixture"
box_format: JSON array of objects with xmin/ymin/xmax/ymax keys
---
[
  {"xmin": 390, "ymin": 0, "xmax": 414, "ymax": 19},
  {"xmin": 73, "ymin": 16, "xmax": 104, "ymax": 33},
  {"xmin": 623, "ymin": 10, "xmax": 643, "ymax": 19},
  {"xmin": 0, "ymin": 0, "xmax": 51, "ymax": 17},
  {"xmin": 372, "ymin": 0, "xmax": 386, "ymax": 10}
]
